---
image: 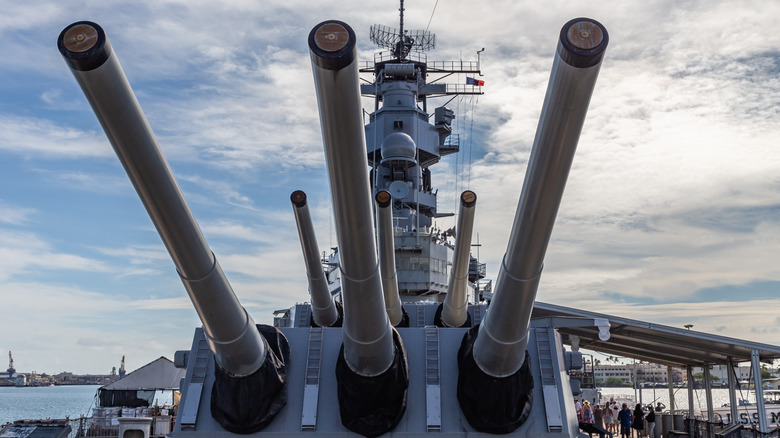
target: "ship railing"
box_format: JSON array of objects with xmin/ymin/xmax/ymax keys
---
[
  {"xmin": 426, "ymin": 60, "xmax": 480, "ymax": 73},
  {"xmin": 442, "ymin": 133, "xmax": 460, "ymax": 148},
  {"xmin": 684, "ymin": 417, "xmax": 728, "ymax": 438},
  {"xmin": 468, "ymin": 259, "xmax": 486, "ymax": 278},
  {"xmin": 67, "ymin": 414, "xmax": 174, "ymax": 438},
  {"xmin": 67, "ymin": 416, "xmax": 116, "ymax": 438},
  {"xmin": 423, "ymin": 84, "xmax": 484, "ymax": 97},
  {"xmin": 359, "ymin": 51, "xmax": 428, "ymax": 72},
  {"xmin": 358, "ymin": 55, "xmax": 479, "ymax": 73},
  {"xmin": 682, "ymin": 417, "xmax": 780, "ymax": 438}
]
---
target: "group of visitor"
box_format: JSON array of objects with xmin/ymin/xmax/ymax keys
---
[{"xmin": 577, "ymin": 398, "xmax": 665, "ymax": 438}]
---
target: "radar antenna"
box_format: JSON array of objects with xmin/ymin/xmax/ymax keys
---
[{"xmin": 370, "ymin": 0, "xmax": 435, "ymax": 60}]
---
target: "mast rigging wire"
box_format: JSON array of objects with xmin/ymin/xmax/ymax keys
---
[{"xmin": 425, "ymin": 0, "xmax": 439, "ymax": 33}]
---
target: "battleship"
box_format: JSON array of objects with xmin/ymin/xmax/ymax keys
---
[{"xmin": 57, "ymin": 3, "xmax": 623, "ymax": 436}]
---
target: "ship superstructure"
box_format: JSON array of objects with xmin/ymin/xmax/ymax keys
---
[{"xmin": 318, "ymin": 2, "xmax": 489, "ymax": 305}]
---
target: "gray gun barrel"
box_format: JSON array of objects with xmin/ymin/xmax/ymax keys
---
[
  {"xmin": 291, "ymin": 190, "xmax": 340, "ymax": 327},
  {"xmin": 376, "ymin": 191, "xmax": 403, "ymax": 326},
  {"xmin": 441, "ymin": 190, "xmax": 477, "ymax": 328},
  {"xmin": 473, "ymin": 18, "xmax": 608, "ymax": 377},
  {"xmin": 58, "ymin": 21, "xmax": 266, "ymax": 377},
  {"xmin": 309, "ymin": 21, "xmax": 394, "ymax": 375}
]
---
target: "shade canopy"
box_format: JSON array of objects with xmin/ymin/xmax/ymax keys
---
[
  {"xmin": 532, "ymin": 302, "xmax": 780, "ymax": 368},
  {"xmin": 102, "ymin": 356, "xmax": 185, "ymax": 391}
]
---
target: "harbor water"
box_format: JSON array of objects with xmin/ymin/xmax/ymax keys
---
[
  {"xmin": 586, "ymin": 387, "xmax": 758, "ymax": 414},
  {"xmin": 0, "ymin": 385, "xmax": 100, "ymax": 426}
]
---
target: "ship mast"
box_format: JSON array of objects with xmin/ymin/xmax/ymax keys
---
[{"xmin": 398, "ymin": 0, "xmax": 404, "ymax": 59}]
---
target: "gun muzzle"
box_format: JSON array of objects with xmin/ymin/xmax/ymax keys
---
[
  {"xmin": 58, "ymin": 21, "xmax": 267, "ymax": 377},
  {"xmin": 440, "ymin": 190, "xmax": 477, "ymax": 328},
  {"xmin": 291, "ymin": 190, "xmax": 340, "ymax": 327},
  {"xmin": 473, "ymin": 18, "xmax": 608, "ymax": 377},
  {"xmin": 309, "ymin": 20, "xmax": 394, "ymax": 376},
  {"xmin": 376, "ymin": 191, "xmax": 403, "ymax": 326}
]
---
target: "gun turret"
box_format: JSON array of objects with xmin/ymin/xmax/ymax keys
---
[
  {"xmin": 309, "ymin": 20, "xmax": 408, "ymax": 436},
  {"xmin": 438, "ymin": 190, "xmax": 477, "ymax": 328},
  {"xmin": 58, "ymin": 22, "xmax": 287, "ymax": 433},
  {"xmin": 458, "ymin": 17, "xmax": 608, "ymax": 433},
  {"xmin": 291, "ymin": 190, "xmax": 341, "ymax": 327},
  {"xmin": 376, "ymin": 191, "xmax": 404, "ymax": 327}
]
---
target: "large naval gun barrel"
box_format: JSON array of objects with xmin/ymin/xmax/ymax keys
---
[
  {"xmin": 458, "ymin": 18, "xmax": 608, "ymax": 433},
  {"xmin": 376, "ymin": 191, "xmax": 404, "ymax": 327},
  {"xmin": 439, "ymin": 191, "xmax": 477, "ymax": 328},
  {"xmin": 290, "ymin": 190, "xmax": 341, "ymax": 327},
  {"xmin": 473, "ymin": 17, "xmax": 608, "ymax": 377},
  {"xmin": 55, "ymin": 29, "xmax": 298, "ymax": 436},
  {"xmin": 309, "ymin": 20, "xmax": 408, "ymax": 436},
  {"xmin": 57, "ymin": 22, "xmax": 267, "ymax": 378},
  {"xmin": 308, "ymin": 19, "xmax": 394, "ymax": 376}
]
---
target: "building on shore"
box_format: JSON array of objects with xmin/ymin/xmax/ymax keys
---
[
  {"xmin": 595, "ymin": 363, "xmax": 684, "ymax": 385},
  {"xmin": 595, "ymin": 362, "xmax": 765, "ymax": 387},
  {"xmin": 6, "ymin": 371, "xmax": 119, "ymax": 387}
]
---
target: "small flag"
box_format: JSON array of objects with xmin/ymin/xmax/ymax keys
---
[{"xmin": 466, "ymin": 77, "xmax": 484, "ymax": 86}]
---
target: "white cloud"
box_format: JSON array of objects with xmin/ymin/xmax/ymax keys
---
[
  {"xmin": 0, "ymin": 115, "xmax": 111, "ymax": 158},
  {"xmin": 0, "ymin": 230, "xmax": 111, "ymax": 281},
  {"xmin": 0, "ymin": 201, "xmax": 35, "ymax": 225},
  {"xmin": 94, "ymin": 244, "xmax": 170, "ymax": 266}
]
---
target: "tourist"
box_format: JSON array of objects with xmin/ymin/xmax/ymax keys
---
[
  {"xmin": 610, "ymin": 399, "xmax": 621, "ymax": 431},
  {"xmin": 582, "ymin": 401, "xmax": 594, "ymax": 424},
  {"xmin": 604, "ymin": 401, "xmax": 615, "ymax": 434},
  {"xmin": 618, "ymin": 403, "xmax": 632, "ymax": 438},
  {"xmin": 594, "ymin": 403, "xmax": 603, "ymax": 428},
  {"xmin": 655, "ymin": 402, "xmax": 665, "ymax": 412},
  {"xmin": 632, "ymin": 403, "xmax": 645, "ymax": 437},
  {"xmin": 576, "ymin": 398, "xmax": 583, "ymax": 422},
  {"xmin": 646, "ymin": 406, "xmax": 656, "ymax": 438},
  {"xmin": 594, "ymin": 403, "xmax": 611, "ymax": 437}
]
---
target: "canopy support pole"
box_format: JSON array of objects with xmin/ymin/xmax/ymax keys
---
[
  {"xmin": 667, "ymin": 367, "xmax": 675, "ymax": 413},
  {"xmin": 686, "ymin": 366, "xmax": 695, "ymax": 420},
  {"xmin": 751, "ymin": 349, "xmax": 768, "ymax": 433},
  {"xmin": 703, "ymin": 364, "xmax": 713, "ymax": 422},
  {"xmin": 727, "ymin": 358, "xmax": 738, "ymax": 424}
]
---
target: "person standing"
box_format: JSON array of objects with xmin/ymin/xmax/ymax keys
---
[
  {"xmin": 632, "ymin": 403, "xmax": 645, "ymax": 437},
  {"xmin": 582, "ymin": 401, "xmax": 595, "ymax": 424},
  {"xmin": 618, "ymin": 403, "xmax": 632, "ymax": 438},
  {"xmin": 646, "ymin": 406, "xmax": 656, "ymax": 438},
  {"xmin": 594, "ymin": 403, "xmax": 611, "ymax": 437},
  {"xmin": 604, "ymin": 402, "xmax": 615, "ymax": 434},
  {"xmin": 611, "ymin": 399, "xmax": 621, "ymax": 432},
  {"xmin": 594, "ymin": 404, "xmax": 603, "ymax": 428},
  {"xmin": 655, "ymin": 402, "xmax": 665, "ymax": 412}
]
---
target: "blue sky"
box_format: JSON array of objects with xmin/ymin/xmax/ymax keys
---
[{"xmin": 1, "ymin": 0, "xmax": 779, "ymax": 374}]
